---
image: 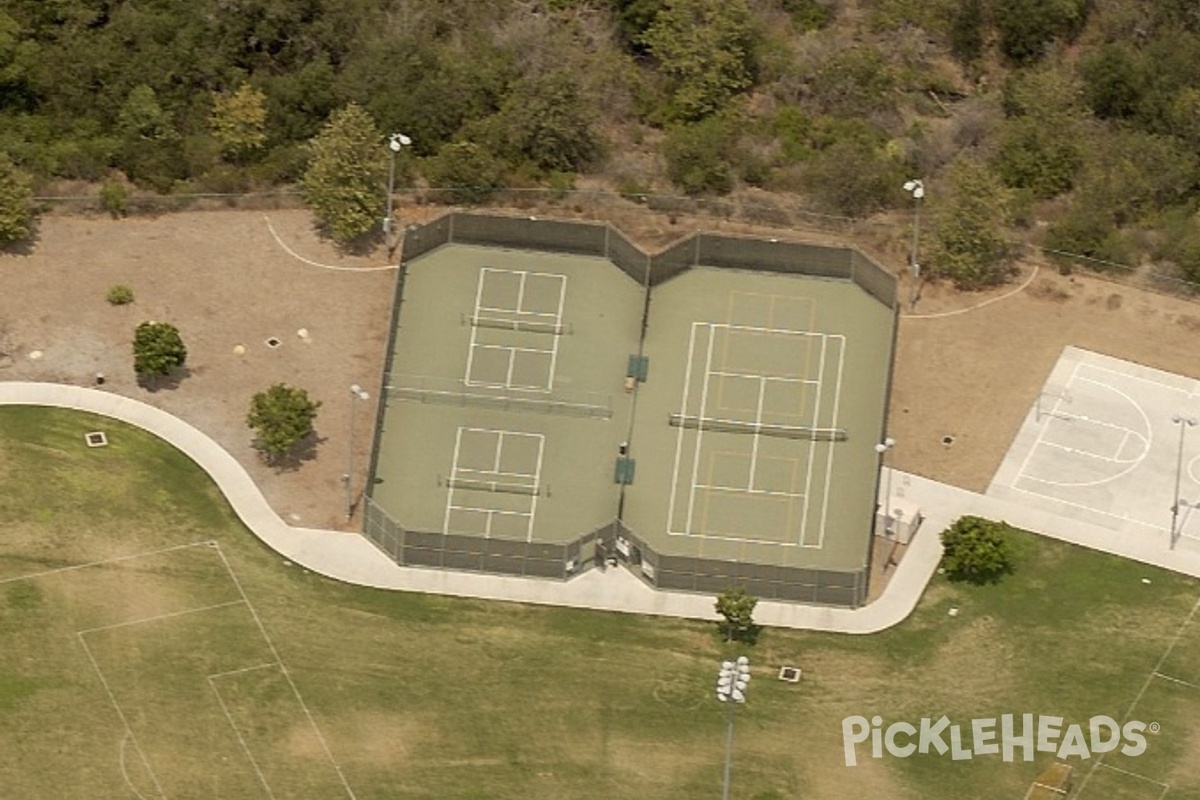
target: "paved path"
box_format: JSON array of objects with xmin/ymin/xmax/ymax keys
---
[{"xmin": 5, "ymin": 382, "xmax": 1200, "ymax": 634}]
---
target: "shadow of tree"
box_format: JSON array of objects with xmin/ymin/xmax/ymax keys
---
[
  {"xmin": 137, "ymin": 366, "xmax": 191, "ymax": 392},
  {"xmin": 259, "ymin": 432, "xmax": 325, "ymax": 473}
]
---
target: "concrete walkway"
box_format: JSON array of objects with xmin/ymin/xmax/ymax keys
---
[{"xmin": 6, "ymin": 382, "xmax": 1200, "ymax": 634}]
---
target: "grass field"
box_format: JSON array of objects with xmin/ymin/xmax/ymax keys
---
[{"xmin": 4, "ymin": 406, "xmax": 1200, "ymax": 798}]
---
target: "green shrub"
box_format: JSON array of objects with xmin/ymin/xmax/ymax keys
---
[
  {"xmin": 940, "ymin": 516, "xmax": 1015, "ymax": 584},
  {"xmin": 663, "ymin": 117, "xmax": 737, "ymax": 195},
  {"xmin": 99, "ymin": 182, "xmax": 130, "ymax": 219},
  {"xmin": 106, "ymin": 284, "xmax": 134, "ymax": 305}
]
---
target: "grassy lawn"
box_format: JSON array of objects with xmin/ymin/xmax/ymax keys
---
[{"xmin": 3, "ymin": 406, "xmax": 1200, "ymax": 799}]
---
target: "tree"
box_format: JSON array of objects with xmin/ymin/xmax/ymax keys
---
[
  {"xmin": 993, "ymin": 0, "xmax": 1089, "ymax": 65},
  {"xmin": 132, "ymin": 321, "xmax": 187, "ymax": 382},
  {"xmin": 0, "ymin": 153, "xmax": 34, "ymax": 246},
  {"xmin": 210, "ymin": 85, "xmax": 268, "ymax": 162},
  {"xmin": 247, "ymin": 384, "xmax": 322, "ymax": 464},
  {"xmin": 715, "ymin": 587, "xmax": 759, "ymax": 643},
  {"xmin": 423, "ymin": 141, "xmax": 504, "ymax": 204},
  {"xmin": 301, "ymin": 102, "xmax": 386, "ymax": 245},
  {"xmin": 489, "ymin": 70, "xmax": 601, "ymax": 174},
  {"xmin": 663, "ymin": 116, "xmax": 736, "ymax": 195},
  {"xmin": 928, "ymin": 160, "xmax": 1015, "ymax": 290},
  {"xmin": 639, "ymin": 0, "xmax": 758, "ymax": 122},
  {"xmin": 940, "ymin": 516, "xmax": 1015, "ymax": 584},
  {"xmin": 991, "ymin": 115, "xmax": 1083, "ymax": 199}
]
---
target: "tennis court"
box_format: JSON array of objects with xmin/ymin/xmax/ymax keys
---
[
  {"xmin": 369, "ymin": 243, "xmax": 644, "ymax": 558},
  {"xmin": 625, "ymin": 268, "xmax": 894, "ymax": 577},
  {"xmin": 365, "ymin": 215, "xmax": 896, "ymax": 600}
]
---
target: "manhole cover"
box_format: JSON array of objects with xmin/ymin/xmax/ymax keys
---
[
  {"xmin": 85, "ymin": 431, "xmax": 108, "ymax": 447},
  {"xmin": 778, "ymin": 666, "xmax": 802, "ymax": 683},
  {"xmin": 265, "ymin": 337, "xmax": 282, "ymax": 349}
]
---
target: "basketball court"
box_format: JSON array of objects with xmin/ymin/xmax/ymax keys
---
[{"xmin": 989, "ymin": 346, "xmax": 1200, "ymax": 548}]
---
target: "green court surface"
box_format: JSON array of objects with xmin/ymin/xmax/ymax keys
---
[
  {"xmin": 624, "ymin": 268, "xmax": 893, "ymax": 573},
  {"xmin": 372, "ymin": 244, "xmax": 643, "ymax": 543}
]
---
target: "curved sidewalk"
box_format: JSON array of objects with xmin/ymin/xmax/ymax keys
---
[{"xmin": 1, "ymin": 382, "xmax": 944, "ymax": 633}]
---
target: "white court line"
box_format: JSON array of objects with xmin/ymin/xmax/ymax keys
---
[
  {"xmin": 211, "ymin": 544, "xmax": 357, "ymax": 799},
  {"xmin": 455, "ymin": 466, "xmax": 539, "ymax": 481},
  {"xmin": 695, "ymin": 483, "xmax": 805, "ymax": 499},
  {"xmin": 799, "ymin": 335, "xmax": 827, "ymax": 548},
  {"xmin": 1035, "ymin": 435, "xmax": 1145, "ymax": 465},
  {"xmin": 1014, "ymin": 361, "xmax": 1082, "ymax": 486},
  {"xmin": 1080, "ymin": 361, "xmax": 1196, "ymax": 395},
  {"xmin": 463, "ymin": 271, "xmax": 488, "ymax": 387},
  {"xmin": 516, "ymin": 271, "xmax": 527, "ymax": 314},
  {"xmin": 710, "ymin": 369, "xmax": 818, "ymax": 385},
  {"xmin": 1015, "ymin": 373, "xmax": 1152, "ymax": 490},
  {"xmin": 443, "ymin": 427, "xmax": 466, "ymax": 535},
  {"xmin": 77, "ymin": 599, "xmax": 246, "ymax": 636},
  {"xmin": 471, "ymin": 343, "xmax": 555, "ymax": 355},
  {"xmin": 667, "ymin": 323, "xmax": 700, "ymax": 536},
  {"xmin": 685, "ymin": 325, "xmax": 717, "ymax": 537},
  {"xmin": 0, "ymin": 540, "xmax": 215, "ymax": 586},
  {"xmin": 208, "ymin": 674, "xmax": 277, "ymax": 800},
  {"xmin": 707, "ymin": 322, "xmax": 827, "ymax": 337},
  {"xmin": 447, "ymin": 505, "xmax": 532, "ymax": 518},
  {"xmin": 547, "ymin": 273, "xmax": 568, "ymax": 391},
  {"xmin": 747, "ymin": 378, "xmax": 766, "ymax": 490},
  {"xmin": 78, "ymin": 635, "xmax": 167, "ymax": 800},
  {"xmin": 477, "ymin": 305, "xmax": 559, "ymax": 320},
  {"xmin": 665, "ymin": 530, "xmax": 803, "ymax": 546},
  {"xmin": 1003, "ymin": 482, "xmax": 1170, "ymax": 531},
  {"xmin": 813, "ymin": 335, "xmax": 846, "ymax": 550},
  {"xmin": 527, "ymin": 435, "xmax": 546, "ymax": 542}
]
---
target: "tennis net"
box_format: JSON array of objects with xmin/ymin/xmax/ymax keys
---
[
  {"xmin": 468, "ymin": 315, "xmax": 570, "ymax": 335},
  {"xmin": 386, "ymin": 374, "xmax": 612, "ymax": 419},
  {"xmin": 668, "ymin": 413, "xmax": 847, "ymax": 441},
  {"xmin": 445, "ymin": 476, "xmax": 541, "ymax": 496}
]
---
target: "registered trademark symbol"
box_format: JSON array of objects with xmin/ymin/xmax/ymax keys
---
[{"xmin": 1149, "ymin": 722, "xmax": 1161, "ymax": 734}]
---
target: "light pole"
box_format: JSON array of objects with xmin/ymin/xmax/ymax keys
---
[
  {"xmin": 344, "ymin": 384, "xmax": 371, "ymax": 522},
  {"xmin": 874, "ymin": 437, "xmax": 896, "ymax": 536},
  {"xmin": 1171, "ymin": 414, "xmax": 1197, "ymax": 549},
  {"xmin": 903, "ymin": 179, "xmax": 924, "ymax": 311},
  {"xmin": 384, "ymin": 133, "xmax": 412, "ymax": 255},
  {"xmin": 716, "ymin": 656, "xmax": 751, "ymax": 800}
]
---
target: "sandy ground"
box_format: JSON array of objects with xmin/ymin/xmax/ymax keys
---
[{"xmin": 4, "ymin": 205, "xmax": 1200, "ymax": 560}]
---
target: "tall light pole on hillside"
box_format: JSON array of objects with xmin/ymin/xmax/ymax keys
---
[
  {"xmin": 903, "ymin": 179, "xmax": 924, "ymax": 311},
  {"xmin": 716, "ymin": 656, "xmax": 751, "ymax": 800},
  {"xmin": 384, "ymin": 133, "xmax": 412, "ymax": 256},
  {"xmin": 1171, "ymin": 414, "xmax": 1197, "ymax": 549}
]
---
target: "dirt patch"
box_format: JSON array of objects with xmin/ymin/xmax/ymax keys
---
[
  {"xmin": 0, "ymin": 209, "xmax": 399, "ymax": 530},
  {"xmin": 892, "ymin": 262, "xmax": 1200, "ymax": 492}
]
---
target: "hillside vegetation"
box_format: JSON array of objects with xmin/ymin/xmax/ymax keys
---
[{"xmin": 3, "ymin": 0, "xmax": 1200, "ymax": 284}]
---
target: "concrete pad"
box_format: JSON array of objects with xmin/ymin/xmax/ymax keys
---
[{"xmin": 989, "ymin": 346, "xmax": 1200, "ymax": 550}]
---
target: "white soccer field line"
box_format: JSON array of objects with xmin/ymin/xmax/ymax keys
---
[
  {"xmin": 668, "ymin": 322, "xmax": 845, "ymax": 548},
  {"xmin": 1074, "ymin": 593, "xmax": 1200, "ymax": 799},
  {"xmin": 67, "ymin": 541, "xmax": 357, "ymax": 800}
]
